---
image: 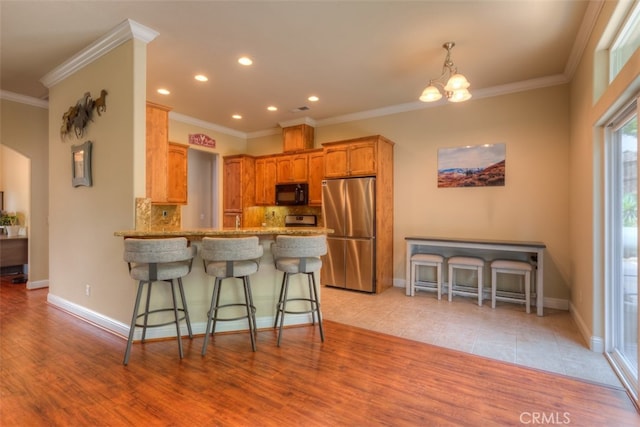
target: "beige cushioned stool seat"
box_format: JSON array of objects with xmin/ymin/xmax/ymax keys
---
[
  {"xmin": 200, "ymin": 236, "xmax": 263, "ymax": 354},
  {"xmin": 409, "ymin": 253, "xmax": 445, "ymax": 299},
  {"xmin": 491, "ymin": 259, "xmax": 533, "ymax": 314},
  {"xmin": 447, "ymin": 256, "xmax": 485, "ymax": 306},
  {"xmin": 123, "ymin": 237, "xmax": 196, "ymax": 365},
  {"xmin": 272, "ymin": 235, "xmax": 327, "ymax": 347}
]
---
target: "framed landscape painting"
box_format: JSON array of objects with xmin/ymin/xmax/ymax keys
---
[{"xmin": 438, "ymin": 143, "xmax": 505, "ymax": 188}]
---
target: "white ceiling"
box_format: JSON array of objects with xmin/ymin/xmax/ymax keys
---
[{"xmin": 1, "ymin": 1, "xmax": 594, "ymax": 136}]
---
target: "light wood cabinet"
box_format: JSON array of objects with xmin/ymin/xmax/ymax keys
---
[
  {"xmin": 323, "ymin": 139, "xmax": 377, "ymax": 178},
  {"xmin": 223, "ymin": 212, "xmax": 242, "ymax": 229},
  {"xmin": 282, "ymin": 124, "xmax": 314, "ymax": 152},
  {"xmin": 322, "ymin": 135, "xmax": 395, "ymax": 293},
  {"xmin": 307, "ymin": 149, "xmax": 324, "ymax": 206},
  {"xmin": 167, "ymin": 143, "xmax": 188, "ymax": 204},
  {"xmin": 223, "ymin": 155, "xmax": 255, "ymax": 227},
  {"xmin": 145, "ymin": 102, "xmax": 188, "ymax": 204},
  {"xmin": 276, "ymin": 153, "xmax": 308, "ymax": 183},
  {"xmin": 255, "ymin": 156, "xmax": 277, "ymax": 205}
]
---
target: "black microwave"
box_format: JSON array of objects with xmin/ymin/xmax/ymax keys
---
[{"xmin": 275, "ymin": 183, "xmax": 309, "ymax": 206}]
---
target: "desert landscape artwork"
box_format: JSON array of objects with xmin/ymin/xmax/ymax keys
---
[{"xmin": 438, "ymin": 143, "xmax": 506, "ymax": 188}]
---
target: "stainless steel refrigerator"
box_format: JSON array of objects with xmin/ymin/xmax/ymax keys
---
[{"xmin": 321, "ymin": 177, "xmax": 376, "ymax": 293}]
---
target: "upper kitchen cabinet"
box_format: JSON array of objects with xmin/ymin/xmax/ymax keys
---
[
  {"xmin": 276, "ymin": 153, "xmax": 308, "ymax": 183},
  {"xmin": 223, "ymin": 155, "xmax": 255, "ymax": 227},
  {"xmin": 307, "ymin": 149, "xmax": 324, "ymax": 206},
  {"xmin": 166, "ymin": 143, "xmax": 188, "ymax": 204},
  {"xmin": 255, "ymin": 156, "xmax": 277, "ymax": 205},
  {"xmin": 282, "ymin": 124, "xmax": 314, "ymax": 152},
  {"xmin": 323, "ymin": 135, "xmax": 393, "ymax": 178},
  {"xmin": 146, "ymin": 102, "xmax": 188, "ymax": 204}
]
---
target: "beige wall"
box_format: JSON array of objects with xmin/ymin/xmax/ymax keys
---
[
  {"xmin": 570, "ymin": 0, "xmax": 640, "ymax": 345},
  {"xmin": 47, "ymin": 38, "xmax": 146, "ymax": 323},
  {"xmin": 302, "ymin": 86, "xmax": 571, "ymax": 303},
  {"xmin": 1, "ymin": 100, "xmax": 49, "ymax": 286}
]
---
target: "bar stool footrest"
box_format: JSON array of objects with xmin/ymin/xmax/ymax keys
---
[
  {"xmin": 134, "ymin": 308, "xmax": 189, "ymax": 329},
  {"xmin": 211, "ymin": 302, "xmax": 256, "ymax": 323}
]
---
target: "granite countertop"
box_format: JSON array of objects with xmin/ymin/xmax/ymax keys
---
[{"xmin": 114, "ymin": 227, "xmax": 333, "ymax": 238}]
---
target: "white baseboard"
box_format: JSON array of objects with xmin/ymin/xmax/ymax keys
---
[
  {"xmin": 48, "ymin": 293, "xmax": 129, "ymax": 337},
  {"xmin": 569, "ymin": 301, "xmax": 604, "ymax": 352},
  {"xmin": 395, "ymin": 279, "xmax": 570, "ymax": 310},
  {"xmin": 27, "ymin": 279, "xmax": 49, "ymax": 290},
  {"xmin": 542, "ymin": 296, "xmax": 569, "ymax": 310},
  {"xmin": 46, "ymin": 292, "xmax": 310, "ymax": 340}
]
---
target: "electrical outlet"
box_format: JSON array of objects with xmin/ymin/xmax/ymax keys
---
[{"xmin": 85, "ymin": 284, "xmax": 91, "ymax": 296}]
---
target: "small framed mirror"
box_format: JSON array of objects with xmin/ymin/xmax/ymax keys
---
[{"xmin": 71, "ymin": 140, "xmax": 92, "ymax": 187}]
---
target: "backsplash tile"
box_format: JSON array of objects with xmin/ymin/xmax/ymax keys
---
[{"xmin": 135, "ymin": 198, "xmax": 181, "ymax": 231}]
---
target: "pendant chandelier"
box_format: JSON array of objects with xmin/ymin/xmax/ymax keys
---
[{"xmin": 419, "ymin": 42, "xmax": 471, "ymax": 103}]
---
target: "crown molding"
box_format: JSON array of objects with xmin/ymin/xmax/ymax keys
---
[
  {"xmin": 470, "ymin": 74, "xmax": 569, "ymax": 100},
  {"xmin": 169, "ymin": 112, "xmax": 247, "ymax": 139},
  {"xmin": 247, "ymin": 128, "xmax": 281, "ymax": 139},
  {"xmin": 0, "ymin": 91, "xmax": 48, "ymax": 109},
  {"xmin": 564, "ymin": 0, "xmax": 604, "ymax": 79},
  {"xmin": 40, "ymin": 19, "xmax": 159, "ymax": 88},
  {"xmin": 278, "ymin": 117, "xmax": 317, "ymax": 128},
  {"xmin": 314, "ymin": 75, "xmax": 569, "ymax": 128}
]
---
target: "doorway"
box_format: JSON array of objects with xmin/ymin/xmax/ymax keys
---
[
  {"xmin": 605, "ymin": 98, "xmax": 639, "ymax": 402},
  {"xmin": 181, "ymin": 149, "xmax": 218, "ymax": 228},
  {"xmin": 0, "ymin": 144, "xmax": 30, "ymax": 282}
]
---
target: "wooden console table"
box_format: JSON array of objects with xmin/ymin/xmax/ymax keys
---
[
  {"xmin": 0, "ymin": 235, "xmax": 28, "ymax": 270},
  {"xmin": 405, "ymin": 236, "xmax": 546, "ymax": 316}
]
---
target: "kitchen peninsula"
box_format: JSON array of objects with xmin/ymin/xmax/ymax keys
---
[{"xmin": 114, "ymin": 227, "xmax": 332, "ymax": 340}]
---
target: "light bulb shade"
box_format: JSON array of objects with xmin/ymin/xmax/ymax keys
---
[
  {"xmin": 448, "ymin": 88, "xmax": 472, "ymax": 103},
  {"xmin": 419, "ymin": 85, "xmax": 442, "ymax": 102},
  {"xmin": 444, "ymin": 73, "xmax": 470, "ymax": 91}
]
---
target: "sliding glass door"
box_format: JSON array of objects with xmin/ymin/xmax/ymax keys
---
[{"xmin": 606, "ymin": 100, "xmax": 639, "ymax": 400}]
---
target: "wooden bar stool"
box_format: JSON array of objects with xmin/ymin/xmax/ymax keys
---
[
  {"xmin": 448, "ymin": 256, "xmax": 485, "ymax": 306},
  {"xmin": 491, "ymin": 259, "xmax": 533, "ymax": 313},
  {"xmin": 122, "ymin": 237, "xmax": 196, "ymax": 365},
  {"xmin": 200, "ymin": 236, "xmax": 263, "ymax": 354},
  {"xmin": 409, "ymin": 253, "xmax": 444, "ymax": 299}
]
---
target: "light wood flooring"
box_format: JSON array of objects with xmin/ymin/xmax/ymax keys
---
[{"xmin": 1, "ymin": 279, "xmax": 638, "ymax": 426}]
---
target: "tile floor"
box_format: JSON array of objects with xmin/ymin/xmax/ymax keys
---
[{"xmin": 321, "ymin": 285, "xmax": 623, "ymax": 388}]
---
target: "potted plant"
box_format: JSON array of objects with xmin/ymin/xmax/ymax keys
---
[{"xmin": 0, "ymin": 211, "xmax": 19, "ymax": 236}]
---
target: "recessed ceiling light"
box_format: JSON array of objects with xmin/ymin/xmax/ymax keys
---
[
  {"xmin": 232, "ymin": 114, "xmax": 242, "ymax": 119},
  {"xmin": 267, "ymin": 106, "xmax": 278, "ymax": 111},
  {"xmin": 238, "ymin": 57, "xmax": 253, "ymax": 66},
  {"xmin": 194, "ymin": 74, "xmax": 208, "ymax": 82},
  {"xmin": 308, "ymin": 95, "xmax": 319, "ymax": 102},
  {"xmin": 157, "ymin": 88, "xmax": 170, "ymax": 95}
]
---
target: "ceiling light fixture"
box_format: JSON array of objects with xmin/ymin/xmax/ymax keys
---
[
  {"xmin": 157, "ymin": 88, "xmax": 170, "ymax": 95},
  {"xmin": 267, "ymin": 106, "xmax": 278, "ymax": 111},
  {"xmin": 419, "ymin": 42, "xmax": 471, "ymax": 103},
  {"xmin": 232, "ymin": 114, "xmax": 242, "ymax": 119},
  {"xmin": 238, "ymin": 56, "xmax": 253, "ymax": 66},
  {"xmin": 194, "ymin": 74, "xmax": 208, "ymax": 82},
  {"xmin": 308, "ymin": 95, "xmax": 319, "ymax": 102}
]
